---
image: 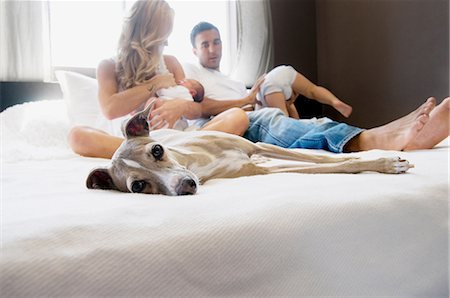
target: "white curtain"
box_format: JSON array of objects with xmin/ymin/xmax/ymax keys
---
[
  {"xmin": 229, "ymin": 0, "xmax": 273, "ymax": 87},
  {"xmin": 0, "ymin": 0, "xmax": 51, "ymax": 81}
]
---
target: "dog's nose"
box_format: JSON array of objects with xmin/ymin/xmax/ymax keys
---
[{"xmin": 177, "ymin": 178, "xmax": 197, "ymax": 195}]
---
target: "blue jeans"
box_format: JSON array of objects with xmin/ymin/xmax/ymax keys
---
[{"xmin": 244, "ymin": 108, "xmax": 364, "ymax": 153}]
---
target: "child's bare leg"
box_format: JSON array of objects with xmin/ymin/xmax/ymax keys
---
[
  {"xmin": 344, "ymin": 97, "xmax": 436, "ymax": 152},
  {"xmin": 287, "ymin": 102, "xmax": 300, "ymax": 119},
  {"xmin": 291, "ymin": 73, "xmax": 352, "ymax": 117},
  {"xmin": 404, "ymin": 97, "xmax": 450, "ymax": 150},
  {"xmin": 68, "ymin": 126, "xmax": 123, "ymax": 159},
  {"xmin": 264, "ymin": 92, "xmax": 289, "ymax": 116},
  {"xmin": 332, "ymin": 100, "xmax": 353, "ymax": 118},
  {"xmin": 201, "ymin": 108, "xmax": 249, "ymax": 136}
]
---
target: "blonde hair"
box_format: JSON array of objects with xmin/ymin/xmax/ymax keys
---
[{"xmin": 116, "ymin": 0, "xmax": 174, "ymax": 90}]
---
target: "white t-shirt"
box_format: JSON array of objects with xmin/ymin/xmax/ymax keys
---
[{"xmin": 183, "ymin": 62, "xmax": 247, "ymax": 99}]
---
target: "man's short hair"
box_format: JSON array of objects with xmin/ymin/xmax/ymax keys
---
[{"xmin": 190, "ymin": 22, "xmax": 219, "ymax": 48}]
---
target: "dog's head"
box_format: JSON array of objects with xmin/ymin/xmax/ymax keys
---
[{"xmin": 86, "ymin": 102, "xmax": 198, "ymax": 196}]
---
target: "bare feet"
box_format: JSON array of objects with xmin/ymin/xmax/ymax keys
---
[
  {"xmin": 333, "ymin": 100, "xmax": 353, "ymax": 118},
  {"xmin": 404, "ymin": 97, "xmax": 450, "ymax": 150},
  {"xmin": 345, "ymin": 97, "xmax": 436, "ymax": 152}
]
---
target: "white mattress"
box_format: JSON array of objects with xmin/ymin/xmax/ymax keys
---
[{"xmin": 1, "ymin": 100, "xmax": 449, "ymax": 297}]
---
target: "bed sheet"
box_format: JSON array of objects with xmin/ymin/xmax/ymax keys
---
[{"xmin": 1, "ymin": 100, "xmax": 449, "ymax": 297}]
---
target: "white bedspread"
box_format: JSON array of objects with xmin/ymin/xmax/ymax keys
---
[{"xmin": 1, "ymin": 100, "xmax": 448, "ymax": 297}]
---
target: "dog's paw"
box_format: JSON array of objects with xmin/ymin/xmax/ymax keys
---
[{"xmin": 384, "ymin": 157, "xmax": 414, "ymax": 174}]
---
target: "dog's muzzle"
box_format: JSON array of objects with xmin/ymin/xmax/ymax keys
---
[{"xmin": 176, "ymin": 177, "xmax": 197, "ymax": 195}]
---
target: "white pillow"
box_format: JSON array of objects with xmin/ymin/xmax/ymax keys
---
[
  {"xmin": 55, "ymin": 70, "xmax": 127, "ymax": 136},
  {"xmin": 55, "ymin": 70, "xmax": 101, "ymax": 127}
]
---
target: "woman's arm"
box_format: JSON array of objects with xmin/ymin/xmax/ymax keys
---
[
  {"xmin": 164, "ymin": 55, "xmax": 185, "ymax": 82},
  {"xmin": 97, "ymin": 59, "xmax": 176, "ymax": 120}
]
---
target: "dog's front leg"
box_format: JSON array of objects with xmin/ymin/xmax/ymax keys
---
[
  {"xmin": 254, "ymin": 142, "xmax": 358, "ymax": 164},
  {"xmin": 262, "ymin": 157, "xmax": 413, "ymax": 174}
]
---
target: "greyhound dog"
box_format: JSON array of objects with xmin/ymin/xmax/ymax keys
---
[{"xmin": 87, "ymin": 103, "xmax": 413, "ymax": 196}]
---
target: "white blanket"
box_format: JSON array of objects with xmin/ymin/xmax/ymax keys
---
[{"xmin": 1, "ymin": 100, "xmax": 448, "ymax": 297}]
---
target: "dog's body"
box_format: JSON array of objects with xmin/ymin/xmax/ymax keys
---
[{"xmin": 87, "ymin": 104, "xmax": 413, "ymax": 196}]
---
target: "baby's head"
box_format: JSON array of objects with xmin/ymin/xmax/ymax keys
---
[{"xmin": 178, "ymin": 79, "xmax": 205, "ymax": 102}]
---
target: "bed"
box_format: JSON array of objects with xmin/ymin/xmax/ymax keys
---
[{"xmin": 1, "ymin": 72, "xmax": 449, "ymax": 297}]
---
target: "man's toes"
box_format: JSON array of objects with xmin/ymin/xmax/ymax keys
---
[
  {"xmin": 415, "ymin": 114, "xmax": 429, "ymax": 130},
  {"xmin": 425, "ymin": 97, "xmax": 437, "ymax": 110},
  {"xmin": 426, "ymin": 96, "xmax": 437, "ymax": 105},
  {"xmin": 441, "ymin": 97, "xmax": 450, "ymax": 108}
]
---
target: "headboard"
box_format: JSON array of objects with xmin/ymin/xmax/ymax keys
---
[
  {"xmin": 0, "ymin": 81, "xmax": 62, "ymax": 112},
  {"xmin": 1, "ymin": 67, "xmax": 96, "ymax": 112}
]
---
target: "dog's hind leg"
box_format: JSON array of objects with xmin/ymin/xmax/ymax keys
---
[
  {"xmin": 253, "ymin": 142, "xmax": 358, "ymax": 164},
  {"xmin": 261, "ymin": 156, "xmax": 413, "ymax": 174}
]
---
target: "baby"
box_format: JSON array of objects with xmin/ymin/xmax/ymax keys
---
[
  {"xmin": 158, "ymin": 79, "xmax": 205, "ymax": 103},
  {"xmin": 156, "ymin": 78, "xmax": 205, "ymax": 130},
  {"xmin": 256, "ymin": 65, "xmax": 353, "ymax": 119}
]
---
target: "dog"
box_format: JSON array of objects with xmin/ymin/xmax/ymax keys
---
[{"xmin": 87, "ymin": 103, "xmax": 413, "ymax": 196}]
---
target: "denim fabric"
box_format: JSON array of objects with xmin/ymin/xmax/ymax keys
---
[{"xmin": 244, "ymin": 108, "xmax": 364, "ymax": 153}]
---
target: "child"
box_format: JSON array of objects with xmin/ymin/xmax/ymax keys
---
[{"xmin": 256, "ymin": 65, "xmax": 353, "ymax": 119}]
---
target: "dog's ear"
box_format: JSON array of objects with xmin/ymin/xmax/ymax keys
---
[
  {"xmin": 86, "ymin": 168, "xmax": 117, "ymax": 190},
  {"xmin": 122, "ymin": 100, "xmax": 155, "ymax": 139}
]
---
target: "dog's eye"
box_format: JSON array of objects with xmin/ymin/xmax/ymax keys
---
[
  {"xmin": 151, "ymin": 144, "xmax": 164, "ymax": 160},
  {"xmin": 131, "ymin": 180, "xmax": 146, "ymax": 193}
]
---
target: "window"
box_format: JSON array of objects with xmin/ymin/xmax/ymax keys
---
[{"xmin": 49, "ymin": 0, "xmax": 231, "ymax": 74}]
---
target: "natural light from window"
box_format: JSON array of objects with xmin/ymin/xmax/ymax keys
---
[{"xmin": 49, "ymin": 0, "xmax": 231, "ymax": 74}]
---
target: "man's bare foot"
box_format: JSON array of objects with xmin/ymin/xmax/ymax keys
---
[
  {"xmin": 404, "ymin": 97, "xmax": 450, "ymax": 150},
  {"xmin": 334, "ymin": 101, "xmax": 353, "ymax": 118},
  {"xmin": 344, "ymin": 97, "xmax": 436, "ymax": 152}
]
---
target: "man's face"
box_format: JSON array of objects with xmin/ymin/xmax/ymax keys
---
[{"xmin": 193, "ymin": 29, "xmax": 222, "ymax": 70}]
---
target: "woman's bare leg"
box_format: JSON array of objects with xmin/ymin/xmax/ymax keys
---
[
  {"xmin": 404, "ymin": 97, "xmax": 450, "ymax": 150},
  {"xmin": 68, "ymin": 126, "xmax": 123, "ymax": 159},
  {"xmin": 201, "ymin": 108, "xmax": 249, "ymax": 136},
  {"xmin": 344, "ymin": 97, "xmax": 436, "ymax": 152}
]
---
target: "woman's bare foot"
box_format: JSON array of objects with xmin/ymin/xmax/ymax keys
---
[
  {"xmin": 404, "ymin": 97, "xmax": 450, "ymax": 150},
  {"xmin": 344, "ymin": 97, "xmax": 436, "ymax": 152}
]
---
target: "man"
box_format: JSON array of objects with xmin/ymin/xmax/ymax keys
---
[{"xmin": 183, "ymin": 22, "xmax": 449, "ymax": 152}]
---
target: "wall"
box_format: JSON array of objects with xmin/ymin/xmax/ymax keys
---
[
  {"xmin": 269, "ymin": 0, "xmax": 322, "ymax": 118},
  {"xmin": 270, "ymin": 0, "xmax": 449, "ymax": 127},
  {"xmin": 316, "ymin": 0, "xmax": 449, "ymax": 127}
]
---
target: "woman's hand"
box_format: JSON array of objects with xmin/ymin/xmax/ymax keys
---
[
  {"xmin": 148, "ymin": 98, "xmax": 188, "ymax": 129},
  {"xmin": 145, "ymin": 73, "xmax": 177, "ymax": 92}
]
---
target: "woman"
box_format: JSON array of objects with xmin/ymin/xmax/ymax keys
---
[{"xmin": 69, "ymin": 0, "xmax": 254, "ymax": 159}]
